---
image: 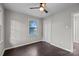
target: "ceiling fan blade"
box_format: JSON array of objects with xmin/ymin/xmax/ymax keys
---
[
  {"xmin": 30, "ymin": 7, "xmax": 40, "ymax": 9},
  {"xmin": 44, "ymin": 9, "xmax": 48, "ymax": 13}
]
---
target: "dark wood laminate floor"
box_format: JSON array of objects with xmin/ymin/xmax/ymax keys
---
[
  {"xmin": 3, "ymin": 41, "xmax": 74, "ymax": 56},
  {"xmin": 73, "ymin": 42, "xmax": 79, "ymax": 56}
]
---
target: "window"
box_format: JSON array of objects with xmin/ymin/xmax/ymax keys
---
[{"xmin": 29, "ymin": 20, "xmax": 37, "ymax": 36}]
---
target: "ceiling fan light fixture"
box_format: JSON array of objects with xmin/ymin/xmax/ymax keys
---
[
  {"xmin": 42, "ymin": 3, "xmax": 46, "ymax": 7},
  {"xmin": 40, "ymin": 7, "xmax": 44, "ymax": 12}
]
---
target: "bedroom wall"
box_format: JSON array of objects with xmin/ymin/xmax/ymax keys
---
[
  {"xmin": 5, "ymin": 9, "xmax": 43, "ymax": 50},
  {"xmin": 43, "ymin": 5, "xmax": 79, "ymax": 52},
  {"xmin": 0, "ymin": 4, "xmax": 4, "ymax": 55}
]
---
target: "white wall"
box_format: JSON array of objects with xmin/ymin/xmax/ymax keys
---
[
  {"xmin": 5, "ymin": 9, "xmax": 43, "ymax": 50},
  {"xmin": 43, "ymin": 5, "xmax": 79, "ymax": 52},
  {"xmin": 0, "ymin": 4, "xmax": 4, "ymax": 56}
]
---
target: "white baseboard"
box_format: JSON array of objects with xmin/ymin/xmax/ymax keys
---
[
  {"xmin": 0, "ymin": 49, "xmax": 5, "ymax": 56},
  {"xmin": 44, "ymin": 41, "xmax": 73, "ymax": 53},
  {"xmin": 5, "ymin": 40, "xmax": 42, "ymax": 50},
  {"xmin": 0, "ymin": 40, "xmax": 5, "ymax": 56}
]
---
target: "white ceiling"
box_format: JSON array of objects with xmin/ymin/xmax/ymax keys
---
[{"xmin": 3, "ymin": 3, "xmax": 79, "ymax": 18}]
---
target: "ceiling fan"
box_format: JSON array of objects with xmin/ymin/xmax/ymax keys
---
[{"xmin": 30, "ymin": 3, "xmax": 48, "ymax": 13}]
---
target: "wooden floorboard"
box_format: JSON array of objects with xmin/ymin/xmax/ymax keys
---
[{"xmin": 3, "ymin": 41, "xmax": 74, "ymax": 56}]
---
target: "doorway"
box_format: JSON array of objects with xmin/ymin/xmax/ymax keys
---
[{"xmin": 73, "ymin": 13, "xmax": 79, "ymax": 56}]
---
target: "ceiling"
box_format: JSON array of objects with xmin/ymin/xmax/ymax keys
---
[{"xmin": 3, "ymin": 3, "xmax": 79, "ymax": 18}]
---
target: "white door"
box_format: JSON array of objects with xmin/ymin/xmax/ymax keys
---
[
  {"xmin": 43, "ymin": 19, "xmax": 52, "ymax": 43},
  {"xmin": 74, "ymin": 14, "xmax": 79, "ymax": 43}
]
